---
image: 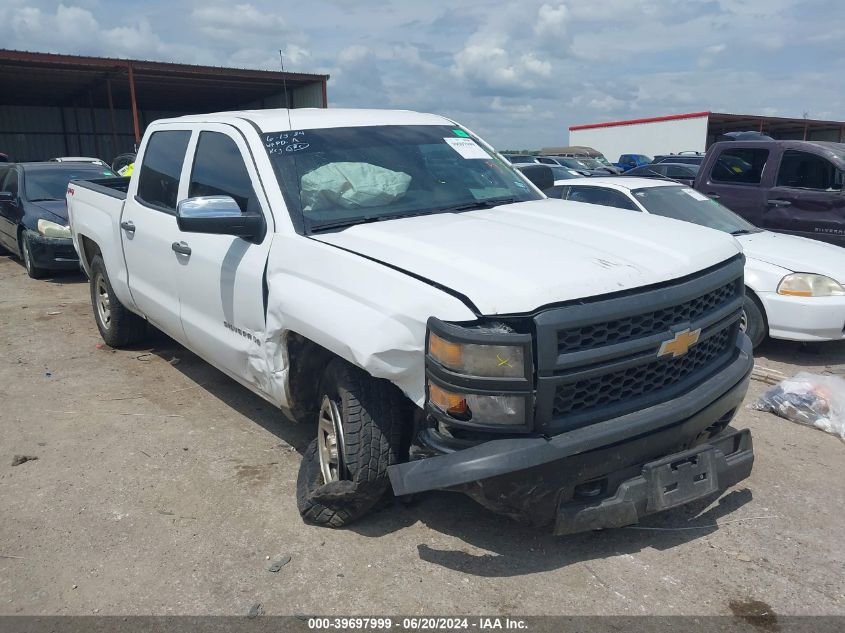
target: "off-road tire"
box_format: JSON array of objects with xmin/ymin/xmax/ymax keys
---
[
  {"xmin": 90, "ymin": 255, "xmax": 146, "ymax": 347},
  {"xmin": 741, "ymin": 294, "xmax": 767, "ymax": 349},
  {"xmin": 19, "ymin": 231, "xmax": 47, "ymax": 279},
  {"xmin": 296, "ymin": 359, "xmax": 406, "ymax": 527}
]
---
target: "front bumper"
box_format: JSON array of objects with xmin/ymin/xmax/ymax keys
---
[
  {"xmin": 761, "ymin": 292, "xmax": 845, "ymax": 342},
  {"xmin": 388, "ymin": 334, "xmax": 754, "ymax": 531},
  {"xmin": 25, "ymin": 230, "xmax": 79, "ymax": 270}
]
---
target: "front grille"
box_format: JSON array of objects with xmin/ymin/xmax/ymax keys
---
[
  {"xmin": 533, "ymin": 255, "xmax": 745, "ymax": 434},
  {"xmin": 552, "ymin": 327, "xmax": 733, "ymax": 418},
  {"xmin": 557, "ymin": 281, "xmax": 737, "ymax": 353}
]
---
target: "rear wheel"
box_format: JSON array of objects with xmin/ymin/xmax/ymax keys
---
[
  {"xmin": 19, "ymin": 232, "xmax": 47, "ymax": 279},
  {"xmin": 740, "ymin": 294, "xmax": 766, "ymax": 349},
  {"xmin": 90, "ymin": 255, "xmax": 146, "ymax": 347},
  {"xmin": 296, "ymin": 359, "xmax": 407, "ymax": 528}
]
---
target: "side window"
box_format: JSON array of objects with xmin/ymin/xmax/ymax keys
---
[
  {"xmin": 566, "ymin": 186, "xmax": 638, "ymax": 211},
  {"xmin": 136, "ymin": 130, "xmax": 191, "ymax": 212},
  {"xmin": 544, "ymin": 185, "xmax": 565, "ymax": 198},
  {"xmin": 3, "ymin": 169, "xmax": 19, "ymax": 197},
  {"xmin": 188, "ymin": 132, "xmax": 258, "ymax": 214},
  {"xmin": 666, "ymin": 166, "xmax": 690, "ymax": 178},
  {"xmin": 711, "ymin": 148, "xmax": 769, "ymax": 184},
  {"xmin": 776, "ymin": 150, "xmax": 843, "ymax": 190}
]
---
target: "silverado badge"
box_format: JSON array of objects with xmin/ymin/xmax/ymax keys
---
[{"xmin": 658, "ymin": 328, "xmax": 701, "ymax": 358}]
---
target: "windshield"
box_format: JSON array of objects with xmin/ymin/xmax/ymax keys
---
[
  {"xmin": 632, "ymin": 186, "xmax": 761, "ymax": 234},
  {"xmin": 263, "ymin": 125, "xmax": 541, "ymax": 232},
  {"xmin": 25, "ymin": 166, "xmax": 115, "ymax": 200}
]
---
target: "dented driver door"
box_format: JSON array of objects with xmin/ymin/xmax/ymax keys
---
[{"xmin": 174, "ymin": 124, "xmax": 277, "ymax": 400}]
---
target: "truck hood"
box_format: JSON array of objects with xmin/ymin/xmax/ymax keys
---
[
  {"xmin": 313, "ymin": 198, "xmax": 740, "ymax": 315},
  {"xmin": 736, "ymin": 231, "xmax": 845, "ymax": 284}
]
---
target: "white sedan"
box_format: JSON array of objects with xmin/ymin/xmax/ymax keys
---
[{"xmin": 551, "ymin": 177, "xmax": 845, "ymax": 347}]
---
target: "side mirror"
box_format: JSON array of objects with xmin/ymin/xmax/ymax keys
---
[
  {"xmin": 176, "ymin": 196, "xmax": 265, "ymax": 241},
  {"xmin": 518, "ymin": 165, "xmax": 555, "ymax": 191},
  {"xmin": 0, "ymin": 191, "xmax": 13, "ymax": 203}
]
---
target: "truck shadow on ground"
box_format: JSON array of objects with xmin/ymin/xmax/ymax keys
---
[
  {"xmin": 353, "ymin": 487, "xmax": 754, "ymax": 577},
  {"xmin": 142, "ymin": 327, "xmax": 313, "ymax": 453}
]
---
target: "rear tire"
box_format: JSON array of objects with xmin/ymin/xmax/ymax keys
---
[
  {"xmin": 741, "ymin": 294, "xmax": 766, "ymax": 349},
  {"xmin": 296, "ymin": 359, "xmax": 406, "ymax": 528},
  {"xmin": 19, "ymin": 231, "xmax": 47, "ymax": 279},
  {"xmin": 90, "ymin": 255, "xmax": 146, "ymax": 347}
]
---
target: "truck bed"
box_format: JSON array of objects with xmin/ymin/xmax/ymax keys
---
[{"xmin": 70, "ymin": 177, "xmax": 130, "ymax": 200}]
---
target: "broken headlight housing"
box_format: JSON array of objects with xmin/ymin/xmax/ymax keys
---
[{"xmin": 425, "ymin": 317, "xmax": 533, "ymax": 432}]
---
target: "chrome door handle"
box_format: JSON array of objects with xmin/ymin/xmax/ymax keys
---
[
  {"xmin": 120, "ymin": 220, "xmax": 135, "ymax": 233},
  {"xmin": 171, "ymin": 241, "xmax": 191, "ymax": 256},
  {"xmin": 767, "ymin": 199, "xmax": 792, "ymax": 208}
]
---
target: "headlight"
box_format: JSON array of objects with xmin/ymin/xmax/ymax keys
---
[
  {"xmin": 777, "ymin": 273, "xmax": 845, "ymax": 297},
  {"xmin": 428, "ymin": 332, "xmax": 526, "ymax": 378},
  {"xmin": 428, "ymin": 383, "xmax": 527, "ymax": 426},
  {"xmin": 37, "ymin": 219, "xmax": 71, "ymax": 239}
]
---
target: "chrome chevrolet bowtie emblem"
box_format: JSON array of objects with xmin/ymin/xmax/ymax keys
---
[{"xmin": 658, "ymin": 328, "xmax": 701, "ymax": 358}]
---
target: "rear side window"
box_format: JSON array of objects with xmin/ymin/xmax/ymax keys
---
[
  {"xmin": 565, "ymin": 186, "xmax": 639, "ymax": 211},
  {"xmin": 188, "ymin": 132, "xmax": 258, "ymax": 213},
  {"xmin": 711, "ymin": 148, "xmax": 769, "ymax": 184},
  {"xmin": 666, "ymin": 165, "xmax": 693, "ymax": 178},
  {"xmin": 137, "ymin": 130, "xmax": 191, "ymax": 212},
  {"xmin": 776, "ymin": 150, "xmax": 843, "ymax": 190}
]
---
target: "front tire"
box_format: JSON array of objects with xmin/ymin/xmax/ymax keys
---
[
  {"xmin": 296, "ymin": 359, "xmax": 406, "ymax": 528},
  {"xmin": 19, "ymin": 231, "xmax": 47, "ymax": 279},
  {"xmin": 741, "ymin": 294, "xmax": 766, "ymax": 349},
  {"xmin": 90, "ymin": 255, "xmax": 146, "ymax": 347}
]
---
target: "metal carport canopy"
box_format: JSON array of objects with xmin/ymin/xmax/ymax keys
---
[{"xmin": 0, "ymin": 49, "xmax": 330, "ymax": 143}]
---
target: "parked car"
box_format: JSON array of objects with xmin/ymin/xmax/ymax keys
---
[
  {"xmin": 68, "ymin": 108, "xmax": 753, "ymax": 534},
  {"xmin": 576, "ymin": 156, "xmax": 623, "ymax": 174},
  {"xmin": 552, "ymin": 177, "xmax": 845, "ymax": 347},
  {"xmin": 623, "ymin": 162, "xmax": 700, "ymax": 186},
  {"xmin": 694, "ymin": 140, "xmax": 845, "ymax": 247},
  {"xmin": 536, "ymin": 156, "xmax": 605, "ymax": 176},
  {"xmin": 501, "ymin": 153, "xmax": 538, "ymax": 165},
  {"xmin": 616, "ymin": 153, "xmax": 652, "ymax": 171},
  {"xmin": 653, "ymin": 153, "xmax": 704, "ymax": 166},
  {"xmin": 0, "ymin": 161, "xmax": 116, "ymax": 278},
  {"xmin": 50, "ymin": 156, "xmax": 108, "ymax": 166}
]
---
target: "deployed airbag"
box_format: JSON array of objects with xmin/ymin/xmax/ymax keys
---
[{"xmin": 301, "ymin": 162, "xmax": 411, "ymax": 211}]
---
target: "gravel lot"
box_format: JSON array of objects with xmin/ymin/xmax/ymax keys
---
[{"xmin": 1, "ymin": 254, "xmax": 843, "ymax": 617}]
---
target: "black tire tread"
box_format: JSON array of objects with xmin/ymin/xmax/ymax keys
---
[
  {"xmin": 743, "ymin": 293, "xmax": 767, "ymax": 349},
  {"xmin": 296, "ymin": 359, "xmax": 407, "ymax": 528},
  {"xmin": 90, "ymin": 255, "xmax": 146, "ymax": 347},
  {"xmin": 20, "ymin": 232, "xmax": 47, "ymax": 279}
]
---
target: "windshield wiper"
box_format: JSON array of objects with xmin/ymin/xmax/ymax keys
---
[
  {"xmin": 309, "ymin": 197, "xmax": 521, "ymax": 233},
  {"xmin": 29, "ymin": 197, "xmax": 63, "ymax": 202},
  {"xmin": 436, "ymin": 196, "xmax": 519, "ymax": 213},
  {"xmin": 730, "ymin": 229, "xmax": 753, "ymax": 236}
]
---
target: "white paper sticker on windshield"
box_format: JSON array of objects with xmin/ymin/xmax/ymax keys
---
[
  {"xmin": 444, "ymin": 137, "xmax": 490, "ymax": 159},
  {"xmin": 682, "ymin": 188, "xmax": 710, "ymax": 201}
]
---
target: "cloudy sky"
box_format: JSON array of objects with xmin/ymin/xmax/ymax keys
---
[{"xmin": 1, "ymin": 0, "xmax": 842, "ymax": 148}]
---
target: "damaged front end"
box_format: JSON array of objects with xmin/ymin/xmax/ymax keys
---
[{"xmin": 387, "ymin": 255, "xmax": 756, "ymax": 534}]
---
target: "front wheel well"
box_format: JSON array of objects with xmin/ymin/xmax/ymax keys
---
[
  {"xmin": 744, "ymin": 286, "xmax": 768, "ymax": 329},
  {"xmin": 284, "ymin": 332, "xmax": 417, "ymax": 457}
]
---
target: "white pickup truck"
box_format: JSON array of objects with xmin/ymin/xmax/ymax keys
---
[{"xmin": 67, "ymin": 108, "xmax": 754, "ymax": 534}]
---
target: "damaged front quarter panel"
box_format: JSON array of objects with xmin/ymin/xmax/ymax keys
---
[{"xmin": 260, "ymin": 234, "xmax": 477, "ymax": 412}]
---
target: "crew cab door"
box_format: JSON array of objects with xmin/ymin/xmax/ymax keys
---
[
  {"xmin": 766, "ymin": 148, "xmax": 845, "ymax": 245},
  {"xmin": 173, "ymin": 125, "xmax": 275, "ymax": 396},
  {"xmin": 697, "ymin": 145, "xmax": 771, "ymax": 225},
  {"xmin": 120, "ymin": 128, "xmax": 192, "ymax": 340}
]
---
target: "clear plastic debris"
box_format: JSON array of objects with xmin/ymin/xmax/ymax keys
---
[{"xmin": 750, "ymin": 372, "xmax": 845, "ymax": 439}]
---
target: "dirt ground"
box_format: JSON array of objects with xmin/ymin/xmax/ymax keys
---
[{"xmin": 1, "ymin": 254, "xmax": 843, "ymax": 617}]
